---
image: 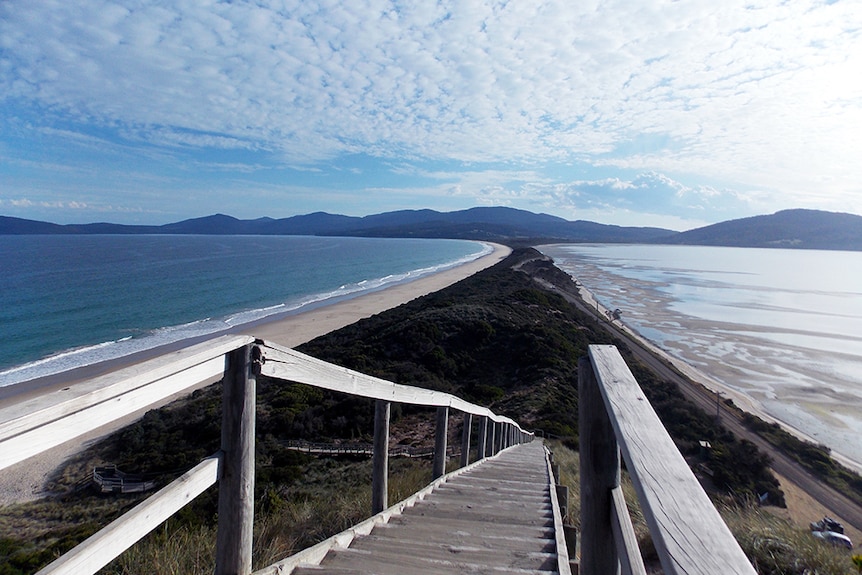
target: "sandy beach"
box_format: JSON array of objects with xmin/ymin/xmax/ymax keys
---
[
  {"xmin": 0, "ymin": 243, "xmax": 511, "ymax": 506},
  {"xmin": 244, "ymin": 242, "xmax": 510, "ymax": 347}
]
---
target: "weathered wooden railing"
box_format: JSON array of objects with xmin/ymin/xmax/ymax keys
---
[
  {"xmin": 579, "ymin": 344, "xmax": 756, "ymax": 575},
  {"xmin": 0, "ymin": 335, "xmax": 532, "ymax": 575}
]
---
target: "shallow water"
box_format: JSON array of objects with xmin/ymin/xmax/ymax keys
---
[
  {"xmin": 540, "ymin": 243, "xmax": 862, "ymax": 467},
  {"xmin": 0, "ymin": 235, "xmax": 487, "ymax": 386}
]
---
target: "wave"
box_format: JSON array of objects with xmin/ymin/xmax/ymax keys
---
[{"xmin": 0, "ymin": 243, "xmax": 491, "ymax": 389}]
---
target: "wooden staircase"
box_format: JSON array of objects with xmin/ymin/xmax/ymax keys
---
[{"xmin": 293, "ymin": 442, "xmax": 564, "ymax": 574}]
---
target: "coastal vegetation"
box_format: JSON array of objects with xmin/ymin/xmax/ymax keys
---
[
  {"xmin": 742, "ymin": 413, "xmax": 862, "ymax": 507},
  {"xmin": 0, "ymin": 247, "xmax": 858, "ymax": 573},
  {"xmin": 548, "ymin": 439, "xmax": 858, "ymax": 575}
]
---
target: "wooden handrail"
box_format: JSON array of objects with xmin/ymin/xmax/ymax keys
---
[
  {"xmin": 36, "ymin": 455, "xmax": 221, "ymax": 575},
  {"xmin": 2, "ymin": 337, "xmax": 533, "ymax": 575},
  {"xmin": 580, "ymin": 345, "xmax": 755, "ymax": 575},
  {"xmin": 0, "ymin": 334, "xmax": 255, "ymax": 471},
  {"xmin": 257, "ymin": 341, "xmax": 523, "ymax": 426}
]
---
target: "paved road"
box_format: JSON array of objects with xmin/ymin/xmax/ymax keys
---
[{"xmin": 530, "ymin": 266, "xmax": 862, "ymax": 536}]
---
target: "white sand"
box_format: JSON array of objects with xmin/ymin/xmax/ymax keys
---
[{"xmin": 0, "ymin": 243, "xmax": 511, "ymax": 506}]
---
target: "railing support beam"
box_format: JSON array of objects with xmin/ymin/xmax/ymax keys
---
[
  {"xmin": 216, "ymin": 344, "xmax": 258, "ymax": 575},
  {"xmin": 433, "ymin": 406, "xmax": 449, "ymax": 479},
  {"xmin": 579, "ymin": 356, "xmax": 621, "ymax": 575},
  {"xmin": 477, "ymin": 416, "xmax": 488, "ymax": 459},
  {"xmin": 488, "ymin": 420, "xmax": 497, "ymax": 455},
  {"xmin": 372, "ymin": 400, "xmax": 390, "ymax": 514},
  {"xmin": 460, "ymin": 412, "xmax": 472, "ymax": 467}
]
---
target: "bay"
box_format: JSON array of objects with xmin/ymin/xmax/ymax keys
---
[
  {"xmin": 0, "ymin": 235, "xmax": 487, "ymax": 386},
  {"xmin": 539, "ymin": 243, "xmax": 862, "ymax": 469}
]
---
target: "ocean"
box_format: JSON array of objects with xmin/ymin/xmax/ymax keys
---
[
  {"xmin": 0, "ymin": 235, "xmax": 488, "ymax": 387},
  {"xmin": 539, "ymin": 243, "xmax": 862, "ymax": 469}
]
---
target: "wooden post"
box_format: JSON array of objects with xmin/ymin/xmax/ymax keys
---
[
  {"xmin": 556, "ymin": 484, "xmax": 569, "ymax": 521},
  {"xmin": 579, "ymin": 356, "xmax": 621, "ymax": 575},
  {"xmin": 372, "ymin": 400, "xmax": 390, "ymax": 514},
  {"xmin": 216, "ymin": 344, "xmax": 257, "ymax": 575},
  {"xmin": 489, "ymin": 421, "xmax": 497, "ymax": 455},
  {"xmin": 433, "ymin": 406, "xmax": 449, "ymax": 479},
  {"xmin": 460, "ymin": 412, "xmax": 472, "ymax": 468},
  {"xmin": 477, "ymin": 416, "xmax": 488, "ymax": 459}
]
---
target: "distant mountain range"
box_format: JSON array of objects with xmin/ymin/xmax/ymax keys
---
[
  {"xmin": 2, "ymin": 207, "xmax": 861, "ymax": 251},
  {"xmin": 657, "ymin": 209, "xmax": 862, "ymax": 251}
]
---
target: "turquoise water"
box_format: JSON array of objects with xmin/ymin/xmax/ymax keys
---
[
  {"xmin": 0, "ymin": 235, "xmax": 488, "ymax": 386},
  {"xmin": 540, "ymin": 243, "xmax": 862, "ymax": 467}
]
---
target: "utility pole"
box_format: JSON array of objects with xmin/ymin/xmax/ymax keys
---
[{"xmin": 715, "ymin": 390, "xmax": 723, "ymax": 424}]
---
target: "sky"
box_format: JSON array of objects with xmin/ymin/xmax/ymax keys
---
[{"xmin": 1, "ymin": 1, "xmax": 861, "ymax": 230}]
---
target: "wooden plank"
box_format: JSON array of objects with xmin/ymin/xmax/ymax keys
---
[
  {"xmin": 588, "ymin": 345, "xmax": 756, "ymax": 575},
  {"xmin": 372, "ymin": 400, "xmax": 390, "ymax": 514},
  {"xmin": 460, "ymin": 412, "xmax": 472, "ymax": 467},
  {"xmin": 257, "ymin": 341, "xmax": 526, "ymax": 430},
  {"xmin": 477, "ymin": 416, "xmax": 488, "ymax": 459},
  {"xmin": 0, "ymin": 335, "xmax": 254, "ymax": 471},
  {"xmin": 0, "ymin": 335, "xmax": 253, "ymax": 440},
  {"xmin": 432, "ymin": 406, "xmax": 448, "ymax": 479},
  {"xmin": 579, "ymin": 356, "xmax": 620, "ymax": 575},
  {"xmin": 215, "ymin": 344, "xmax": 257, "ymax": 575},
  {"xmin": 254, "ymin": 441, "xmax": 504, "ymax": 575},
  {"xmin": 1, "ymin": 357, "xmax": 224, "ymax": 471},
  {"xmin": 288, "ymin": 443, "xmax": 562, "ymax": 575},
  {"xmin": 36, "ymin": 455, "xmax": 220, "ymax": 575},
  {"xmin": 544, "ymin": 445, "xmax": 573, "ymax": 575},
  {"xmin": 611, "ymin": 486, "xmax": 648, "ymax": 575}
]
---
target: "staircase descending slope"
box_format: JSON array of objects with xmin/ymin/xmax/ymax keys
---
[{"xmin": 294, "ymin": 441, "xmax": 563, "ymax": 574}]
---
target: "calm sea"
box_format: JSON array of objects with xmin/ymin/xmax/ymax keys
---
[
  {"xmin": 0, "ymin": 235, "xmax": 488, "ymax": 386},
  {"xmin": 540, "ymin": 243, "xmax": 862, "ymax": 468}
]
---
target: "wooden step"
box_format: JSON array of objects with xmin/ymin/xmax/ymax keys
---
[{"xmin": 294, "ymin": 442, "xmax": 563, "ymax": 575}]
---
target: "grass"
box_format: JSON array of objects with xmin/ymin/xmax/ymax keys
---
[
  {"xmin": 545, "ymin": 439, "xmax": 858, "ymax": 574},
  {"xmin": 98, "ymin": 456, "xmax": 432, "ymax": 575},
  {"xmin": 742, "ymin": 413, "xmax": 862, "ymax": 508},
  {"xmin": 723, "ymin": 503, "xmax": 857, "ymax": 575}
]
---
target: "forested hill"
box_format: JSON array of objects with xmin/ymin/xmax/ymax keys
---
[
  {"xmin": 655, "ymin": 209, "xmax": 862, "ymax": 251},
  {"xmin": 0, "ymin": 207, "xmax": 671, "ymax": 243},
  {"xmin": 4, "ymin": 207, "xmax": 862, "ymax": 250}
]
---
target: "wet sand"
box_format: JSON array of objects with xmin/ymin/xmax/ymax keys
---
[{"xmin": 571, "ymin": 276, "xmax": 862, "ymax": 475}]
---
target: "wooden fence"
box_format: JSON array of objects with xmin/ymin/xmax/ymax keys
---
[
  {"xmin": 0, "ymin": 335, "xmax": 532, "ymax": 575},
  {"xmin": 579, "ymin": 344, "xmax": 756, "ymax": 575},
  {"xmin": 281, "ymin": 439, "xmax": 457, "ymax": 458},
  {"xmin": 92, "ymin": 466, "xmax": 158, "ymax": 494}
]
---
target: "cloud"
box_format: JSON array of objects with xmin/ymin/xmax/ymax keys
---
[
  {"xmin": 2, "ymin": 198, "xmax": 90, "ymax": 210},
  {"xmin": 1, "ymin": 0, "xmax": 861, "ymax": 222}
]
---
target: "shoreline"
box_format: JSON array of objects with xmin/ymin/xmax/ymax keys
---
[
  {"xmin": 571, "ymin": 276, "xmax": 862, "ymax": 476},
  {"xmin": 0, "ymin": 242, "xmax": 511, "ymax": 506},
  {"xmin": 0, "ymin": 243, "xmax": 509, "ymax": 407}
]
